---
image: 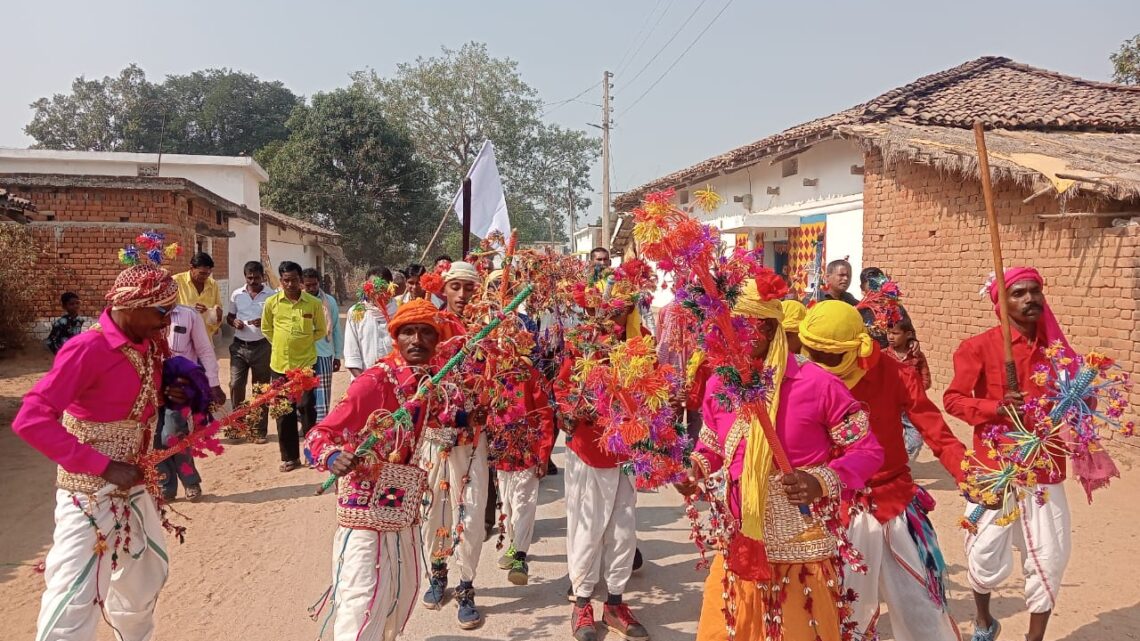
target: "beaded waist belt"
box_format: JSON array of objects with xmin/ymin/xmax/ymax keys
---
[
  {"xmin": 56, "ymin": 412, "xmax": 149, "ymax": 496},
  {"xmin": 422, "ymin": 426, "xmax": 459, "ymax": 448},
  {"xmin": 336, "ymin": 463, "xmax": 427, "ymax": 532},
  {"xmin": 763, "ymin": 465, "xmax": 841, "ymax": 563}
]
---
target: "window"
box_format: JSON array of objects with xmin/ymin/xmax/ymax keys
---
[
  {"xmin": 196, "ymin": 236, "xmax": 209, "ymax": 254},
  {"xmin": 781, "ymin": 158, "xmax": 798, "ymax": 177},
  {"xmin": 678, "ymin": 189, "xmax": 690, "ymax": 205}
]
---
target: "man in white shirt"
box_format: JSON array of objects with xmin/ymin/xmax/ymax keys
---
[
  {"xmin": 158, "ymin": 304, "xmax": 225, "ymax": 501},
  {"xmin": 344, "ymin": 267, "xmax": 399, "ymax": 378},
  {"xmin": 226, "ymin": 261, "xmax": 276, "ymax": 444}
]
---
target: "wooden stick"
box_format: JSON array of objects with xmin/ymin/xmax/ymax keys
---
[{"xmin": 973, "ymin": 121, "xmax": 1019, "ymax": 392}]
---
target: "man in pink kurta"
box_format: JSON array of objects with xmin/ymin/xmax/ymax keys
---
[
  {"xmin": 680, "ymin": 276, "xmax": 883, "ymax": 641},
  {"xmin": 13, "ymin": 261, "xmax": 180, "ymax": 641}
]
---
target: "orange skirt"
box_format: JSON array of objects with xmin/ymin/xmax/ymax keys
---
[{"xmin": 696, "ymin": 554, "xmax": 844, "ymax": 641}]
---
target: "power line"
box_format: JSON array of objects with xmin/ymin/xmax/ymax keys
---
[
  {"xmin": 619, "ymin": 0, "xmax": 735, "ymax": 118},
  {"xmin": 619, "ymin": 0, "xmax": 711, "ymax": 93},
  {"xmin": 541, "ymin": 81, "xmax": 601, "ymax": 117},
  {"xmin": 614, "ymin": 0, "xmax": 674, "ymax": 77}
]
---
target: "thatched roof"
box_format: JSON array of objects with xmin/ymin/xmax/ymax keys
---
[
  {"xmin": 261, "ymin": 208, "xmax": 340, "ymax": 239},
  {"xmin": 838, "ymin": 122, "xmax": 1140, "ymax": 203},
  {"xmin": 612, "ymin": 56, "xmax": 1140, "ymax": 214}
]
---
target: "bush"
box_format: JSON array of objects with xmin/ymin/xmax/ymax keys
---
[{"xmin": 0, "ymin": 225, "xmax": 49, "ymax": 353}]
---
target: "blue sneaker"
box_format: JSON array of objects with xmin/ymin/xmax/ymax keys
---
[
  {"xmin": 971, "ymin": 618, "xmax": 1001, "ymax": 641},
  {"xmin": 455, "ymin": 582, "xmax": 482, "ymax": 629},
  {"xmin": 422, "ymin": 565, "xmax": 447, "ymax": 610}
]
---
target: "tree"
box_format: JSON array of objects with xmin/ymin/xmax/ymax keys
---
[
  {"xmin": 25, "ymin": 64, "xmax": 301, "ymax": 155},
  {"xmin": 260, "ymin": 87, "xmax": 440, "ymax": 267},
  {"xmin": 25, "ymin": 64, "xmax": 163, "ymax": 151},
  {"xmin": 159, "ymin": 69, "xmax": 299, "ymax": 156},
  {"xmin": 353, "ymin": 42, "xmax": 598, "ymax": 246},
  {"xmin": 1111, "ymin": 33, "xmax": 1140, "ymax": 85}
]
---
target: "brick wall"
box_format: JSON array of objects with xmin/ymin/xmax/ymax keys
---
[
  {"xmin": 862, "ymin": 149, "xmax": 1140, "ymax": 415},
  {"xmin": 6, "ymin": 185, "xmax": 231, "ymax": 330}
]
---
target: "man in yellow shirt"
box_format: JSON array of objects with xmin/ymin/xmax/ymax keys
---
[
  {"xmin": 262, "ymin": 260, "xmax": 327, "ymax": 472},
  {"xmin": 174, "ymin": 252, "xmax": 223, "ymax": 337}
]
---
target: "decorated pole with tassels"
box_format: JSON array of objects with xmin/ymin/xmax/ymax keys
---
[
  {"xmin": 967, "ymin": 121, "xmax": 1021, "ymax": 528},
  {"xmin": 317, "ymin": 284, "xmax": 535, "ymax": 495},
  {"xmin": 974, "ymin": 121, "xmax": 1019, "ymax": 393}
]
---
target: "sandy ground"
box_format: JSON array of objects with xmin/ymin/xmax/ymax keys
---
[{"xmin": 1, "ymin": 344, "xmax": 1139, "ymax": 641}]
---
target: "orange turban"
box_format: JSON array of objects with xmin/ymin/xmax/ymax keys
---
[{"xmin": 388, "ymin": 298, "xmax": 444, "ymax": 339}]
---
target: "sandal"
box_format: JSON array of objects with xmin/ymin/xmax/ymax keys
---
[
  {"xmin": 254, "ymin": 437, "xmax": 269, "ymax": 445},
  {"xmin": 185, "ymin": 484, "xmax": 203, "ymax": 502},
  {"xmin": 280, "ymin": 460, "xmax": 302, "ymax": 473}
]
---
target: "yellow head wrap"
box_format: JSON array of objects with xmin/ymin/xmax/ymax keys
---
[
  {"xmin": 780, "ymin": 300, "xmax": 807, "ymax": 333},
  {"xmin": 798, "ymin": 300, "xmax": 875, "ymax": 388},
  {"xmin": 732, "ymin": 279, "xmax": 788, "ymax": 542}
]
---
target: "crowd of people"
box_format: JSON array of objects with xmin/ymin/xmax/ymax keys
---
[{"xmin": 14, "ymin": 230, "xmax": 1094, "ymax": 641}]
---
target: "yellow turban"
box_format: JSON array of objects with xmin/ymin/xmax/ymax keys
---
[
  {"xmin": 799, "ymin": 300, "xmax": 875, "ymax": 388},
  {"xmin": 780, "ymin": 300, "xmax": 807, "ymax": 333},
  {"xmin": 731, "ymin": 279, "xmax": 788, "ymax": 542}
]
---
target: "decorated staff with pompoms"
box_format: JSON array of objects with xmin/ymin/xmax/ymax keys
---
[
  {"xmin": 554, "ymin": 257, "xmax": 659, "ymax": 641},
  {"xmin": 945, "ymin": 267, "xmax": 1133, "ymax": 641},
  {"xmin": 13, "ymin": 231, "xmax": 187, "ymax": 641}
]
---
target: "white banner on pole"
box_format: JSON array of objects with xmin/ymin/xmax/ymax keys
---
[{"xmin": 452, "ymin": 140, "xmax": 511, "ymax": 241}]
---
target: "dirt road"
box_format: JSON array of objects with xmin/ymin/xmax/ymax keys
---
[{"xmin": 1, "ymin": 348, "xmax": 1137, "ymax": 640}]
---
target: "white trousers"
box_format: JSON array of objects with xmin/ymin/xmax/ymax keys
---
[
  {"xmin": 497, "ymin": 467, "xmax": 540, "ymax": 553},
  {"xmin": 418, "ymin": 433, "xmax": 489, "ymax": 583},
  {"xmin": 847, "ymin": 510, "xmax": 959, "ymax": 641},
  {"xmin": 323, "ymin": 527, "xmax": 421, "ymax": 641},
  {"xmin": 964, "ymin": 482, "xmax": 1071, "ymax": 614},
  {"xmin": 565, "ymin": 450, "xmax": 637, "ymax": 599},
  {"xmin": 36, "ymin": 487, "xmax": 169, "ymax": 641}
]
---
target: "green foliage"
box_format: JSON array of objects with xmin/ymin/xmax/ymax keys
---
[
  {"xmin": 25, "ymin": 64, "xmax": 300, "ymax": 155},
  {"xmin": 354, "ymin": 42, "xmax": 598, "ymax": 247},
  {"xmin": 260, "ymin": 87, "xmax": 440, "ymax": 268},
  {"xmin": 1111, "ymin": 33, "xmax": 1140, "ymax": 85}
]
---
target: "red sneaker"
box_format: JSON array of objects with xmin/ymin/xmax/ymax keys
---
[
  {"xmin": 571, "ymin": 603, "xmax": 597, "ymax": 641},
  {"xmin": 603, "ymin": 603, "xmax": 650, "ymax": 641}
]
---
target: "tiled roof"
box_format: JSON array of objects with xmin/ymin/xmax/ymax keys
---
[{"xmin": 613, "ymin": 56, "xmax": 1140, "ymax": 212}]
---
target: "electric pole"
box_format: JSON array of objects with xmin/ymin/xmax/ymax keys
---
[
  {"xmin": 567, "ymin": 175, "xmax": 577, "ymax": 250},
  {"xmin": 601, "ymin": 70, "xmax": 613, "ymax": 251}
]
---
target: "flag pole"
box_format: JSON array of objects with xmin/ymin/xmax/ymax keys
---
[
  {"xmin": 973, "ymin": 121, "xmax": 1019, "ymax": 393},
  {"xmin": 461, "ymin": 177, "xmax": 472, "ymax": 256}
]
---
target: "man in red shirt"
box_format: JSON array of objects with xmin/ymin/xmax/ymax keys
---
[
  {"xmin": 306, "ymin": 298, "xmax": 462, "ymax": 641},
  {"xmin": 556, "ymin": 302, "xmax": 650, "ymax": 641},
  {"xmin": 799, "ymin": 301, "xmax": 966, "ymax": 641},
  {"xmin": 944, "ymin": 267, "xmax": 1074, "ymax": 641}
]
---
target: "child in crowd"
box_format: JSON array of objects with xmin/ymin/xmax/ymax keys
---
[
  {"xmin": 886, "ymin": 318, "xmax": 931, "ymax": 459},
  {"xmin": 45, "ymin": 292, "xmax": 86, "ymax": 354}
]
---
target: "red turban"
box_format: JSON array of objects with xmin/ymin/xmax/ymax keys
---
[
  {"xmin": 106, "ymin": 265, "xmax": 179, "ymax": 310},
  {"xmin": 388, "ymin": 298, "xmax": 444, "ymax": 339},
  {"xmin": 989, "ymin": 267, "xmax": 1071, "ymax": 353}
]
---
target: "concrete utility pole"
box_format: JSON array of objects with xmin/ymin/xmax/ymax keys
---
[{"xmin": 601, "ymin": 70, "xmax": 613, "ymax": 251}]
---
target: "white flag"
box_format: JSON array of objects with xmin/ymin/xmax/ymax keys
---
[{"xmin": 452, "ymin": 140, "xmax": 511, "ymax": 241}]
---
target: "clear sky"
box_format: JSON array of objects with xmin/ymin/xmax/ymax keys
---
[{"xmin": 3, "ymin": 0, "xmax": 1138, "ymax": 226}]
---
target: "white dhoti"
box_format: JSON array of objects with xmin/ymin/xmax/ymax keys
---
[
  {"xmin": 964, "ymin": 482, "xmax": 1071, "ymax": 614},
  {"xmin": 565, "ymin": 450, "xmax": 637, "ymax": 599},
  {"xmin": 36, "ymin": 487, "xmax": 169, "ymax": 641},
  {"xmin": 418, "ymin": 433, "xmax": 489, "ymax": 583},
  {"xmin": 847, "ymin": 510, "xmax": 959, "ymax": 641},
  {"xmin": 317, "ymin": 527, "xmax": 422, "ymax": 641},
  {"xmin": 497, "ymin": 467, "xmax": 540, "ymax": 553}
]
